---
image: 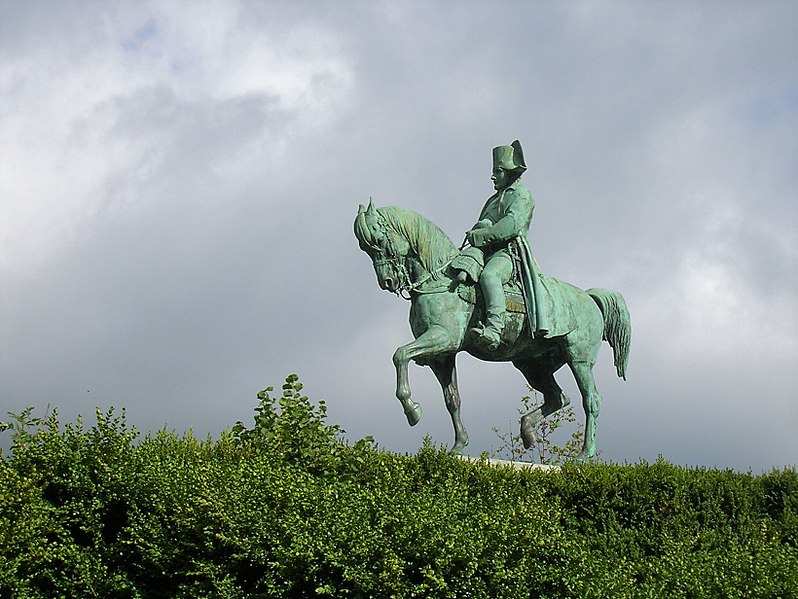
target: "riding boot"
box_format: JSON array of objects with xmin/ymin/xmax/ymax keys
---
[{"xmin": 479, "ymin": 278, "xmax": 506, "ymax": 350}]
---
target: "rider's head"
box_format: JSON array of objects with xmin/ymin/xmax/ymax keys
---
[{"xmin": 491, "ymin": 140, "xmax": 526, "ymax": 190}]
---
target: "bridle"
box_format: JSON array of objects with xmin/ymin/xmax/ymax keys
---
[
  {"xmin": 367, "ymin": 212, "xmax": 449, "ymax": 300},
  {"xmin": 373, "ymin": 234, "xmax": 415, "ymax": 300},
  {"xmin": 374, "ymin": 239, "xmax": 452, "ymax": 300}
]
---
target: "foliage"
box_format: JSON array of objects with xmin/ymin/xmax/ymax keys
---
[
  {"xmin": 230, "ymin": 373, "xmax": 374, "ymax": 478},
  {"xmin": 492, "ymin": 390, "xmax": 586, "ymax": 464},
  {"xmin": 2, "ymin": 375, "xmax": 797, "ymax": 598}
]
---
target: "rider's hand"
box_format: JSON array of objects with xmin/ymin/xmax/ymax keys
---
[{"xmin": 467, "ymin": 228, "xmax": 486, "ymax": 247}]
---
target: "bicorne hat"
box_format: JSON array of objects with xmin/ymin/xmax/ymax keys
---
[{"xmin": 492, "ymin": 140, "xmax": 526, "ymax": 173}]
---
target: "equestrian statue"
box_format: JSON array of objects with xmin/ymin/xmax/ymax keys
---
[{"xmin": 353, "ymin": 140, "xmax": 631, "ymax": 460}]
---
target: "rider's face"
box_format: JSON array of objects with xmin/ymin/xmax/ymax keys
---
[{"xmin": 491, "ymin": 167, "xmax": 508, "ymax": 190}]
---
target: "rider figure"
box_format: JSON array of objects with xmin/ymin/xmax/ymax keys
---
[{"xmin": 458, "ymin": 140, "xmax": 544, "ymax": 349}]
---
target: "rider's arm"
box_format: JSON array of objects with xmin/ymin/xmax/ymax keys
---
[{"xmin": 470, "ymin": 188, "xmax": 534, "ymax": 246}]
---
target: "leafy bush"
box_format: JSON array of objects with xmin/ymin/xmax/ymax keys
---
[
  {"xmin": 491, "ymin": 390, "xmax": 585, "ymax": 464},
  {"xmin": 2, "ymin": 376, "xmax": 796, "ymax": 598},
  {"xmin": 231, "ymin": 373, "xmax": 374, "ymax": 478}
]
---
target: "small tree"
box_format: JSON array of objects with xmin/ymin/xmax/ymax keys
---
[{"xmin": 492, "ymin": 390, "xmax": 585, "ymax": 464}]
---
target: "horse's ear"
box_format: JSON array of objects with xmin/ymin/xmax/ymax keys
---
[
  {"xmin": 366, "ymin": 197, "xmax": 376, "ymax": 215},
  {"xmin": 358, "ymin": 204, "xmax": 366, "ymax": 215}
]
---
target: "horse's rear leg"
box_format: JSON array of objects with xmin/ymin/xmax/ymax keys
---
[
  {"xmin": 568, "ymin": 360, "xmax": 602, "ymax": 461},
  {"xmin": 513, "ymin": 359, "xmax": 570, "ymax": 450},
  {"xmin": 429, "ymin": 355, "xmax": 469, "ymax": 453}
]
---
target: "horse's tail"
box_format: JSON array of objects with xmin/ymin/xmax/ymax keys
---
[{"xmin": 586, "ymin": 288, "xmax": 631, "ymax": 380}]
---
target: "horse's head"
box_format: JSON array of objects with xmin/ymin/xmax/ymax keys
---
[{"xmin": 354, "ymin": 200, "xmax": 412, "ymax": 293}]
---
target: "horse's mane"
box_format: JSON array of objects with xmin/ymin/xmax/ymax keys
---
[{"xmin": 377, "ymin": 206, "xmax": 459, "ymax": 280}]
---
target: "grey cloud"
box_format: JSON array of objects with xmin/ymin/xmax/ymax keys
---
[{"xmin": 2, "ymin": 1, "xmax": 796, "ymax": 472}]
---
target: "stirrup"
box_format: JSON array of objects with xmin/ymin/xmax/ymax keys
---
[{"xmin": 472, "ymin": 325, "xmax": 502, "ymax": 350}]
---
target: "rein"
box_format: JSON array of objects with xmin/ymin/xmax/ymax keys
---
[
  {"xmin": 374, "ymin": 254, "xmax": 413, "ymax": 299},
  {"xmin": 379, "ymin": 254, "xmax": 452, "ymax": 300}
]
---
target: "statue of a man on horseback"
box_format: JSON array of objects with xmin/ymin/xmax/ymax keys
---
[
  {"xmin": 353, "ymin": 139, "xmax": 631, "ymax": 461},
  {"xmin": 454, "ymin": 139, "xmax": 548, "ymax": 349}
]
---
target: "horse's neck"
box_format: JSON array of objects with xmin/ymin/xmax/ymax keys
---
[
  {"xmin": 406, "ymin": 255, "xmax": 454, "ymax": 294},
  {"xmin": 382, "ymin": 206, "xmax": 457, "ymax": 281},
  {"xmin": 407, "ymin": 256, "xmax": 430, "ymax": 283}
]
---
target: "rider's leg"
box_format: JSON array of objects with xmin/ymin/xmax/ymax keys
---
[{"xmin": 478, "ymin": 252, "xmax": 513, "ymax": 347}]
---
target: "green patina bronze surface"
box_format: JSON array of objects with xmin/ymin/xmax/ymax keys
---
[{"xmin": 354, "ymin": 140, "xmax": 631, "ymax": 461}]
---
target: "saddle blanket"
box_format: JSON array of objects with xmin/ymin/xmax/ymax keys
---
[{"xmin": 457, "ymin": 274, "xmax": 578, "ymax": 338}]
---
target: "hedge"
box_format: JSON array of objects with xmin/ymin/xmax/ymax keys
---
[{"xmin": 1, "ymin": 376, "xmax": 796, "ymax": 598}]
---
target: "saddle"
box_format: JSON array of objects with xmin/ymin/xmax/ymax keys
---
[
  {"xmin": 451, "ymin": 246, "xmax": 526, "ymax": 314},
  {"xmin": 456, "ymin": 280, "xmax": 527, "ymax": 314},
  {"xmin": 455, "ymin": 270, "xmax": 578, "ymax": 338}
]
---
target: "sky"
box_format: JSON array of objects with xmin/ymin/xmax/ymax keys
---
[{"xmin": 1, "ymin": 0, "xmax": 796, "ymax": 472}]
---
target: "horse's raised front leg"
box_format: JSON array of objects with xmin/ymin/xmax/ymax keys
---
[
  {"xmin": 429, "ymin": 355, "xmax": 469, "ymax": 453},
  {"xmin": 393, "ymin": 325, "xmax": 457, "ymax": 427},
  {"xmin": 568, "ymin": 360, "xmax": 602, "ymax": 461}
]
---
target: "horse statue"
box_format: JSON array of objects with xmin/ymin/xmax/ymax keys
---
[{"xmin": 354, "ymin": 200, "xmax": 631, "ymax": 461}]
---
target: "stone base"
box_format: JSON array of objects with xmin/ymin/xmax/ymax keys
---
[{"xmin": 455, "ymin": 455, "xmax": 560, "ymax": 472}]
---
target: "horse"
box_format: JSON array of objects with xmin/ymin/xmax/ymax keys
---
[{"xmin": 353, "ymin": 200, "xmax": 631, "ymax": 461}]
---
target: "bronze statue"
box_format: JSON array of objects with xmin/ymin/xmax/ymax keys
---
[
  {"xmin": 354, "ymin": 140, "xmax": 631, "ymax": 461},
  {"xmin": 454, "ymin": 140, "xmax": 548, "ymax": 349}
]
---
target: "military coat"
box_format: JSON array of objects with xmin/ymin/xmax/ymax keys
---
[{"xmin": 469, "ymin": 178, "xmax": 535, "ymax": 258}]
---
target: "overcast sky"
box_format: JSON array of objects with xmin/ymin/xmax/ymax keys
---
[{"xmin": 2, "ymin": 1, "xmax": 796, "ymax": 472}]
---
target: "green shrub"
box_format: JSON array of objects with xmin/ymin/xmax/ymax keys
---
[
  {"xmin": 0, "ymin": 406, "xmax": 143, "ymax": 597},
  {"xmin": 2, "ymin": 376, "xmax": 796, "ymax": 598},
  {"xmin": 492, "ymin": 391, "xmax": 585, "ymax": 464},
  {"xmin": 230, "ymin": 373, "xmax": 374, "ymax": 479}
]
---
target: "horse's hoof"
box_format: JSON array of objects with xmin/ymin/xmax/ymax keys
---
[
  {"xmin": 520, "ymin": 418, "xmax": 538, "ymax": 449},
  {"xmin": 404, "ymin": 401, "xmax": 422, "ymax": 426},
  {"xmin": 451, "ymin": 438, "xmax": 469, "ymax": 454},
  {"xmin": 571, "ymin": 450, "xmax": 595, "ymax": 463}
]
